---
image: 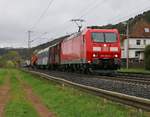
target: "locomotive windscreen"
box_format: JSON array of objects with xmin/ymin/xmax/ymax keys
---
[{"xmin": 92, "ymin": 32, "xmax": 117, "ymax": 43}]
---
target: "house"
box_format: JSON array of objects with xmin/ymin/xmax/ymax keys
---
[
  {"xmin": 122, "ymin": 37, "xmax": 150, "ymax": 61},
  {"xmin": 121, "ymin": 19, "xmax": 150, "ymax": 62}
]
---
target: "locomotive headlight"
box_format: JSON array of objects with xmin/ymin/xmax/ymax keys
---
[
  {"xmin": 93, "ymin": 54, "xmax": 96, "ymax": 57},
  {"xmin": 88, "ymin": 60, "xmax": 91, "ymax": 63},
  {"xmin": 110, "ymin": 47, "xmax": 118, "ymax": 52},
  {"xmin": 93, "ymin": 53, "xmax": 98, "ymax": 58},
  {"xmin": 114, "ymin": 54, "xmax": 118, "ymax": 58}
]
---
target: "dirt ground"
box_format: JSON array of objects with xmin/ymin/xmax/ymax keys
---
[{"xmin": 22, "ymin": 82, "xmax": 55, "ymax": 117}]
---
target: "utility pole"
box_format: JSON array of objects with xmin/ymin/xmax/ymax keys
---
[
  {"xmin": 71, "ymin": 19, "xmax": 85, "ymax": 32},
  {"xmin": 28, "ymin": 30, "xmax": 32, "ymax": 61},
  {"xmin": 28, "ymin": 30, "xmax": 31, "ymax": 49},
  {"xmin": 126, "ymin": 23, "xmax": 129, "ymax": 69}
]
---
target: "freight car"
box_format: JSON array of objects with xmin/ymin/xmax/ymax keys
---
[{"xmin": 32, "ymin": 28, "xmax": 121, "ymax": 72}]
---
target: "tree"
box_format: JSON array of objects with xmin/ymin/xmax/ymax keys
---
[{"xmin": 144, "ymin": 45, "xmax": 150, "ymax": 70}]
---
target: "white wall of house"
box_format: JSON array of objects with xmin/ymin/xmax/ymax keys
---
[
  {"xmin": 122, "ymin": 38, "xmax": 150, "ymax": 60},
  {"xmin": 121, "ymin": 49, "xmax": 125, "ymax": 58}
]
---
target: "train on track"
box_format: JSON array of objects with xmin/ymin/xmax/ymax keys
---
[{"xmin": 31, "ymin": 28, "xmax": 121, "ymax": 72}]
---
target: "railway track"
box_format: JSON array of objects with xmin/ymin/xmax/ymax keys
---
[
  {"xmin": 30, "ymin": 69, "xmax": 150, "ymax": 85},
  {"xmin": 26, "ymin": 69, "xmax": 150, "ymax": 99},
  {"xmin": 37, "ymin": 69, "xmax": 150, "ymax": 85},
  {"xmin": 96, "ymin": 72, "xmax": 150, "ymax": 85},
  {"xmin": 24, "ymin": 69, "xmax": 150, "ymax": 111}
]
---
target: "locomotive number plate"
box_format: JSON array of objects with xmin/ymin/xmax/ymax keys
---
[{"xmin": 102, "ymin": 47, "xmax": 109, "ymax": 51}]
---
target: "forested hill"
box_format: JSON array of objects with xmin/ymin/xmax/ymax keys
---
[{"xmin": 0, "ymin": 48, "xmax": 28, "ymax": 60}]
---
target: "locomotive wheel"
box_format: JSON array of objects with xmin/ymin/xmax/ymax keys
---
[{"xmin": 88, "ymin": 68, "xmax": 93, "ymax": 74}]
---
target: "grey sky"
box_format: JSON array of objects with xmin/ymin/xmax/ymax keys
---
[{"xmin": 0, "ymin": 0, "xmax": 150, "ymax": 48}]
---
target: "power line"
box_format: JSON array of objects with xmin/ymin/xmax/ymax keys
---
[
  {"xmin": 73, "ymin": 0, "xmax": 98, "ymax": 19},
  {"xmin": 27, "ymin": 30, "xmax": 32, "ymax": 59},
  {"xmin": 53, "ymin": 0, "xmax": 97, "ymax": 34},
  {"xmin": 31, "ymin": 32, "xmax": 48, "ymax": 42},
  {"xmin": 79, "ymin": 0, "xmax": 108, "ymax": 19},
  {"xmin": 51, "ymin": 0, "xmax": 107, "ymax": 35},
  {"xmin": 31, "ymin": 37, "xmax": 51, "ymax": 47},
  {"xmin": 108, "ymin": 5, "xmax": 150, "ymax": 24},
  {"xmin": 62, "ymin": 0, "xmax": 108, "ymax": 33},
  {"xmin": 30, "ymin": 0, "xmax": 54, "ymax": 30},
  {"xmin": 39, "ymin": 0, "xmax": 108, "ymax": 37}
]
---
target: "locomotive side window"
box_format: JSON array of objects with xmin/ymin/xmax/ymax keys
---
[
  {"xmin": 82, "ymin": 35, "xmax": 85, "ymax": 45},
  {"xmin": 105, "ymin": 33, "xmax": 117, "ymax": 42},
  {"xmin": 92, "ymin": 32, "xmax": 104, "ymax": 42}
]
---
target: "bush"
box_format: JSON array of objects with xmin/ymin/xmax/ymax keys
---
[
  {"xmin": 0, "ymin": 57, "xmax": 6, "ymax": 67},
  {"xmin": 144, "ymin": 45, "xmax": 150, "ymax": 70},
  {"xmin": 6, "ymin": 60, "xmax": 15, "ymax": 68},
  {"xmin": 0, "ymin": 51, "xmax": 21, "ymax": 68}
]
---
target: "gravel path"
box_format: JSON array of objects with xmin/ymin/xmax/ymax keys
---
[{"xmin": 0, "ymin": 77, "xmax": 10, "ymax": 117}]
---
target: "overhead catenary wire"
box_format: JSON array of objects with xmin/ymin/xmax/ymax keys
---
[
  {"xmin": 29, "ymin": 0, "xmax": 106, "ymax": 38},
  {"xmin": 31, "ymin": 0, "xmax": 109, "ymax": 39},
  {"xmin": 30, "ymin": 0, "xmax": 54, "ymax": 30},
  {"xmin": 62, "ymin": 0, "xmax": 109, "ymax": 34},
  {"xmin": 29, "ymin": 0, "xmax": 150, "ymax": 47},
  {"xmin": 31, "ymin": 32, "xmax": 48, "ymax": 42},
  {"xmin": 51, "ymin": 0, "xmax": 99, "ymax": 34},
  {"xmin": 27, "ymin": 0, "xmax": 54, "ymax": 48},
  {"xmin": 79, "ymin": 0, "xmax": 109, "ymax": 19},
  {"xmin": 73, "ymin": 0, "xmax": 101, "ymax": 19},
  {"xmin": 108, "ymin": 5, "xmax": 150, "ymax": 24},
  {"xmin": 58, "ymin": 0, "xmax": 97, "ymax": 25},
  {"xmin": 74, "ymin": 0, "xmax": 150, "ymax": 26}
]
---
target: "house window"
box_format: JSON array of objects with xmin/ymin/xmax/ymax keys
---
[
  {"xmin": 143, "ymin": 40, "xmax": 146, "ymax": 45},
  {"xmin": 144, "ymin": 28, "xmax": 150, "ymax": 33},
  {"xmin": 136, "ymin": 40, "xmax": 141, "ymax": 45},
  {"xmin": 135, "ymin": 51, "xmax": 140, "ymax": 57}
]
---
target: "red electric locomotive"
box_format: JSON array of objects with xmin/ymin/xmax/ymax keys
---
[
  {"xmin": 31, "ymin": 28, "xmax": 121, "ymax": 72},
  {"xmin": 61, "ymin": 28, "xmax": 121, "ymax": 71}
]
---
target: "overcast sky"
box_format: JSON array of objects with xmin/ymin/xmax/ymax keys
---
[{"xmin": 0, "ymin": 0, "xmax": 150, "ymax": 48}]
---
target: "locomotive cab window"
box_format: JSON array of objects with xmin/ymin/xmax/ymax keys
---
[
  {"xmin": 92, "ymin": 32, "xmax": 117, "ymax": 42},
  {"xmin": 92, "ymin": 32, "xmax": 104, "ymax": 42},
  {"xmin": 105, "ymin": 33, "xmax": 117, "ymax": 42}
]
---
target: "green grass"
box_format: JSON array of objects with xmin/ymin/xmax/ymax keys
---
[
  {"xmin": 19, "ymin": 70, "xmax": 149, "ymax": 117},
  {"xmin": 0, "ymin": 69, "xmax": 8, "ymax": 85},
  {"xmin": 4, "ymin": 71, "xmax": 39, "ymax": 117},
  {"xmin": 118, "ymin": 68, "xmax": 150, "ymax": 74}
]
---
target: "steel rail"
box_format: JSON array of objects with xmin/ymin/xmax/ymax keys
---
[
  {"xmin": 116, "ymin": 72, "xmax": 150, "ymax": 79},
  {"xmin": 96, "ymin": 75, "xmax": 150, "ymax": 85},
  {"xmin": 25, "ymin": 70, "xmax": 150, "ymax": 111}
]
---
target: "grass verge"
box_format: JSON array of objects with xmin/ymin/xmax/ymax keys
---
[
  {"xmin": 0, "ymin": 69, "xmax": 8, "ymax": 85},
  {"xmin": 118, "ymin": 68, "xmax": 150, "ymax": 74},
  {"xmin": 20, "ymin": 70, "xmax": 149, "ymax": 117},
  {"xmin": 4, "ymin": 71, "xmax": 39, "ymax": 117}
]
